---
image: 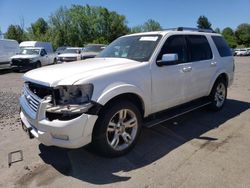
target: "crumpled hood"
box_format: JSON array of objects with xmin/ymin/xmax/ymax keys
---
[
  {"xmin": 58, "ymin": 53, "xmax": 79, "ymax": 58},
  {"xmin": 23, "ymin": 58, "xmax": 140, "ymax": 87},
  {"xmin": 11, "ymin": 54, "xmax": 39, "ymax": 59}
]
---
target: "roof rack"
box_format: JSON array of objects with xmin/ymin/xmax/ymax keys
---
[{"xmin": 164, "ymin": 27, "xmax": 216, "ymax": 33}]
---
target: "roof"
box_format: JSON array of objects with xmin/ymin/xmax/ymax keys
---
[
  {"xmin": 125, "ymin": 27, "xmax": 221, "ymax": 37},
  {"xmin": 0, "ymin": 39, "xmax": 19, "ymax": 43},
  {"xmin": 66, "ymin": 47, "xmax": 82, "ymax": 49},
  {"xmin": 21, "ymin": 47, "xmax": 43, "ymax": 50}
]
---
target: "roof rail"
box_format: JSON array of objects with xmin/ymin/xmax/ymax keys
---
[{"xmin": 164, "ymin": 27, "xmax": 216, "ymax": 33}]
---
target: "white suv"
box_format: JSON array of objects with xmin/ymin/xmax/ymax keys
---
[{"xmin": 20, "ymin": 28, "xmax": 234, "ymax": 157}]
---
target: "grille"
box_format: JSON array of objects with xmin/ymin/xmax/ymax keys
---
[
  {"xmin": 11, "ymin": 58, "xmax": 30, "ymax": 66},
  {"xmin": 23, "ymin": 84, "xmax": 40, "ymax": 112},
  {"xmin": 59, "ymin": 57, "xmax": 77, "ymax": 62},
  {"xmin": 24, "ymin": 83, "xmax": 53, "ymax": 112}
]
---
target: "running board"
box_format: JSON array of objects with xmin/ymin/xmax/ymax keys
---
[{"xmin": 143, "ymin": 98, "xmax": 211, "ymax": 128}]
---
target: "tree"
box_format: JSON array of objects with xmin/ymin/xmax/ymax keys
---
[
  {"xmin": 235, "ymin": 23, "xmax": 250, "ymax": 47},
  {"xmin": 130, "ymin": 19, "xmax": 162, "ymax": 33},
  {"xmin": 214, "ymin": 28, "xmax": 221, "ymax": 33},
  {"xmin": 197, "ymin": 16, "xmax": 212, "ymax": 29},
  {"xmin": 5, "ymin": 24, "xmax": 27, "ymax": 43},
  {"xmin": 47, "ymin": 7, "xmax": 72, "ymax": 48},
  {"xmin": 143, "ymin": 19, "xmax": 162, "ymax": 31},
  {"xmin": 222, "ymin": 27, "xmax": 237, "ymax": 48},
  {"xmin": 47, "ymin": 5, "xmax": 129, "ymax": 48},
  {"xmin": 130, "ymin": 25, "xmax": 144, "ymax": 33},
  {"xmin": 29, "ymin": 18, "xmax": 49, "ymax": 41}
]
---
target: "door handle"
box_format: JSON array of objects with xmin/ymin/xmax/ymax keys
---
[
  {"xmin": 211, "ymin": 62, "xmax": 217, "ymax": 67},
  {"xmin": 182, "ymin": 67, "xmax": 192, "ymax": 72}
]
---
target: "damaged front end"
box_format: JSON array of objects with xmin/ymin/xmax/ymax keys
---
[
  {"xmin": 26, "ymin": 82, "xmax": 102, "ymax": 121},
  {"xmin": 20, "ymin": 81, "xmax": 100, "ymax": 148}
]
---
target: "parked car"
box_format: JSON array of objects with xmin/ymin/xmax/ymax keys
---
[
  {"xmin": 81, "ymin": 44, "xmax": 106, "ymax": 59},
  {"xmin": 235, "ymin": 49, "xmax": 248, "ymax": 56},
  {"xmin": 247, "ymin": 48, "xmax": 250, "ymax": 56},
  {"xmin": 232, "ymin": 49, "xmax": 237, "ymax": 56},
  {"xmin": 57, "ymin": 47, "xmax": 82, "ymax": 63},
  {"xmin": 19, "ymin": 27, "xmax": 234, "ymax": 157},
  {"xmin": 0, "ymin": 39, "xmax": 19, "ymax": 68},
  {"xmin": 19, "ymin": 41, "xmax": 54, "ymax": 54},
  {"xmin": 55, "ymin": 46, "xmax": 70, "ymax": 55},
  {"xmin": 11, "ymin": 47, "xmax": 57, "ymax": 69}
]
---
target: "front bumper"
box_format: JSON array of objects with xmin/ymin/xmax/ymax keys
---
[
  {"xmin": 19, "ymin": 89, "xmax": 98, "ymax": 149},
  {"xmin": 11, "ymin": 59, "xmax": 36, "ymax": 69},
  {"xmin": 57, "ymin": 57, "xmax": 78, "ymax": 63}
]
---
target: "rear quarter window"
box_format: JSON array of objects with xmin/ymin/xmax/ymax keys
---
[
  {"xmin": 186, "ymin": 35, "xmax": 213, "ymax": 62},
  {"xmin": 212, "ymin": 36, "xmax": 232, "ymax": 57}
]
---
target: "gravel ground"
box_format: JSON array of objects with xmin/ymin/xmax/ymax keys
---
[
  {"xmin": 0, "ymin": 73, "xmax": 22, "ymax": 132},
  {"xmin": 0, "ymin": 57, "xmax": 250, "ymax": 188}
]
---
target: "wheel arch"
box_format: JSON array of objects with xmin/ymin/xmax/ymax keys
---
[
  {"xmin": 101, "ymin": 93, "xmax": 145, "ymax": 117},
  {"xmin": 208, "ymin": 71, "xmax": 229, "ymax": 95},
  {"xmin": 96, "ymin": 83, "xmax": 149, "ymax": 117}
]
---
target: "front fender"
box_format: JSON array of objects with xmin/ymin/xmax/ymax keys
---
[{"xmin": 96, "ymin": 83, "xmax": 150, "ymax": 117}]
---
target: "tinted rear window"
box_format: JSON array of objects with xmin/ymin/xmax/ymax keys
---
[
  {"xmin": 212, "ymin": 36, "xmax": 232, "ymax": 57},
  {"xmin": 186, "ymin": 35, "xmax": 213, "ymax": 62}
]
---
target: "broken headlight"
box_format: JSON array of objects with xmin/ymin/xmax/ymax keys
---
[
  {"xmin": 46, "ymin": 84, "xmax": 94, "ymax": 117},
  {"xmin": 55, "ymin": 84, "xmax": 93, "ymax": 105}
]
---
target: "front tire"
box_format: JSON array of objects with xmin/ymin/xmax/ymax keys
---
[
  {"xmin": 92, "ymin": 101, "xmax": 142, "ymax": 157},
  {"xmin": 208, "ymin": 78, "xmax": 227, "ymax": 111},
  {"xmin": 53, "ymin": 58, "xmax": 57, "ymax": 64},
  {"xmin": 35, "ymin": 61, "xmax": 41, "ymax": 69}
]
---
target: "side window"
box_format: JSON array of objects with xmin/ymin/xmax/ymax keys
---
[
  {"xmin": 40, "ymin": 50, "xmax": 45, "ymax": 56},
  {"xmin": 157, "ymin": 35, "xmax": 188, "ymax": 64},
  {"xmin": 42, "ymin": 49, "xmax": 47, "ymax": 56},
  {"xmin": 186, "ymin": 35, "xmax": 212, "ymax": 62},
  {"xmin": 212, "ymin": 36, "xmax": 232, "ymax": 57}
]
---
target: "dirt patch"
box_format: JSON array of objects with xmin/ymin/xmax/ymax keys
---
[{"xmin": 15, "ymin": 164, "xmax": 62, "ymax": 188}]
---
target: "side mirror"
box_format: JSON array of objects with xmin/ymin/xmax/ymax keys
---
[{"xmin": 157, "ymin": 53, "xmax": 178, "ymax": 66}]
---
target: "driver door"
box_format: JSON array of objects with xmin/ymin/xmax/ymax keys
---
[
  {"xmin": 40, "ymin": 49, "xmax": 49, "ymax": 65},
  {"xmin": 151, "ymin": 35, "xmax": 192, "ymax": 113}
]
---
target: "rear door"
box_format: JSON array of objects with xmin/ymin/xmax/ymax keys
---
[{"xmin": 184, "ymin": 35, "xmax": 214, "ymax": 100}]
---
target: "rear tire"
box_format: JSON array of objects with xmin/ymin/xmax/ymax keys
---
[
  {"xmin": 92, "ymin": 101, "xmax": 142, "ymax": 157},
  {"xmin": 208, "ymin": 78, "xmax": 227, "ymax": 111}
]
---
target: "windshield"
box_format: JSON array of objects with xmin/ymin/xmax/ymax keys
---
[
  {"xmin": 82, "ymin": 45, "xmax": 105, "ymax": 52},
  {"xmin": 98, "ymin": 35, "xmax": 162, "ymax": 62},
  {"xmin": 62, "ymin": 49, "xmax": 81, "ymax": 54},
  {"xmin": 20, "ymin": 49, "xmax": 40, "ymax": 55},
  {"xmin": 56, "ymin": 47, "xmax": 67, "ymax": 52}
]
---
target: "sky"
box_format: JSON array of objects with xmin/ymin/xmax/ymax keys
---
[{"xmin": 0, "ymin": 0, "xmax": 250, "ymax": 33}]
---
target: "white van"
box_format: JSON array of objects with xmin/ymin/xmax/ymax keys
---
[
  {"xmin": 19, "ymin": 41, "xmax": 53, "ymax": 53},
  {"xmin": 0, "ymin": 39, "xmax": 19, "ymax": 67}
]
